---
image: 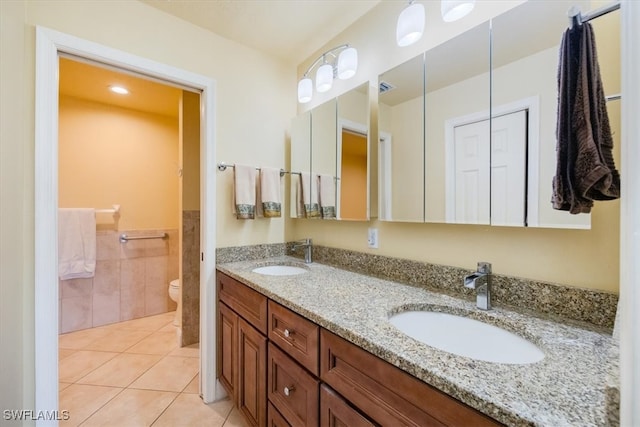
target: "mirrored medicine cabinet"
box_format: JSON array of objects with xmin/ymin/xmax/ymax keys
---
[
  {"xmin": 290, "ymin": 83, "xmax": 370, "ymax": 221},
  {"xmin": 291, "ymin": 0, "xmax": 617, "ymax": 230},
  {"xmin": 378, "ymin": 0, "xmax": 604, "ymax": 229}
]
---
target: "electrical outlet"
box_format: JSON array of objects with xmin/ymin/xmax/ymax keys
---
[{"xmin": 367, "ymin": 228, "xmax": 378, "ymax": 249}]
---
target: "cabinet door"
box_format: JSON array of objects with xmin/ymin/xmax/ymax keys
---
[
  {"xmin": 218, "ymin": 302, "xmax": 237, "ymax": 399},
  {"xmin": 268, "ymin": 343, "xmax": 319, "ymax": 427},
  {"xmin": 320, "ymin": 384, "xmax": 375, "ymax": 427},
  {"xmin": 238, "ymin": 317, "xmax": 267, "ymax": 427}
]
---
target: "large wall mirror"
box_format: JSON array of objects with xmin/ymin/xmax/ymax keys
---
[
  {"xmin": 378, "ymin": 53, "xmax": 425, "ymax": 222},
  {"xmin": 290, "ymin": 86, "xmax": 370, "ymax": 220},
  {"xmin": 376, "ymin": 0, "xmax": 613, "ymax": 229},
  {"xmin": 290, "ymin": 111, "xmax": 311, "ymax": 218},
  {"xmin": 337, "ymin": 83, "xmax": 369, "ymax": 221},
  {"xmin": 311, "ymin": 99, "xmax": 337, "ymax": 218},
  {"xmin": 492, "ymin": 0, "xmax": 594, "ymax": 229},
  {"xmin": 425, "ymin": 21, "xmax": 490, "ymax": 224}
]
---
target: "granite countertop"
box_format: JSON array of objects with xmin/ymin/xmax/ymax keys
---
[{"xmin": 217, "ymin": 256, "xmax": 615, "ymax": 427}]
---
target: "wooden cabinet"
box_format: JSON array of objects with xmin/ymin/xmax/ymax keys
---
[
  {"xmin": 217, "ymin": 270, "xmax": 502, "ymax": 427},
  {"xmin": 218, "ymin": 272, "xmax": 268, "ymax": 427},
  {"xmin": 320, "ymin": 329, "xmax": 503, "ymax": 427}
]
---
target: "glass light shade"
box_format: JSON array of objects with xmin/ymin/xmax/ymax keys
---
[
  {"xmin": 298, "ymin": 78, "xmax": 312, "ymax": 103},
  {"xmin": 316, "ymin": 63, "xmax": 333, "ymax": 93},
  {"xmin": 441, "ymin": 0, "xmax": 475, "ymax": 22},
  {"xmin": 396, "ymin": 2, "xmax": 425, "ymax": 47},
  {"xmin": 337, "ymin": 47, "xmax": 358, "ymax": 80}
]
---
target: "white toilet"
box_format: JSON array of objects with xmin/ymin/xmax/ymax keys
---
[{"xmin": 168, "ymin": 279, "xmax": 181, "ymax": 326}]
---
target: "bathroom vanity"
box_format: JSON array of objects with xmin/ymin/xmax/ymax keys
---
[{"xmin": 216, "ymin": 257, "xmax": 615, "ymax": 426}]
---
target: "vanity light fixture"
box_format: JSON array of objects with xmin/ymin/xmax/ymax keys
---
[
  {"xmin": 109, "ymin": 85, "xmax": 129, "ymax": 95},
  {"xmin": 297, "ymin": 44, "xmax": 358, "ymax": 103},
  {"xmin": 396, "ymin": 0, "xmax": 425, "ymax": 47},
  {"xmin": 441, "ymin": 0, "xmax": 476, "ymax": 22}
]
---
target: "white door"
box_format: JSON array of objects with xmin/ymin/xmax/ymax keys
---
[
  {"xmin": 453, "ymin": 119, "xmax": 490, "ymax": 224},
  {"xmin": 491, "ymin": 110, "xmax": 527, "ymax": 226}
]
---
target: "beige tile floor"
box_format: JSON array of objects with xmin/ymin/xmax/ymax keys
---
[{"xmin": 59, "ymin": 311, "xmax": 250, "ymax": 427}]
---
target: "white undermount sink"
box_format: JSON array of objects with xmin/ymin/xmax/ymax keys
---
[
  {"xmin": 252, "ymin": 265, "xmax": 308, "ymax": 276},
  {"xmin": 388, "ymin": 310, "xmax": 545, "ymax": 364}
]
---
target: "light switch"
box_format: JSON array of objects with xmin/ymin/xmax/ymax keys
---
[{"xmin": 367, "ymin": 228, "xmax": 378, "ymax": 249}]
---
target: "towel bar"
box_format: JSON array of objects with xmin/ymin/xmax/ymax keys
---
[
  {"xmin": 120, "ymin": 233, "xmax": 167, "ymax": 243},
  {"xmin": 217, "ymin": 162, "xmax": 286, "ymax": 177}
]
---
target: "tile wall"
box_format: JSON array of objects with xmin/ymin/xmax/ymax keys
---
[
  {"xmin": 59, "ymin": 229, "xmax": 179, "ymax": 333},
  {"xmin": 181, "ymin": 211, "xmax": 200, "ymax": 346}
]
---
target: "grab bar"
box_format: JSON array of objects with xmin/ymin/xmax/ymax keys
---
[
  {"xmin": 96, "ymin": 204, "xmax": 121, "ymax": 215},
  {"xmin": 120, "ymin": 233, "xmax": 168, "ymax": 243}
]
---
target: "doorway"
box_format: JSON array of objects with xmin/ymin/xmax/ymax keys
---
[
  {"xmin": 336, "ymin": 119, "xmax": 369, "ymax": 221},
  {"xmin": 34, "ymin": 26, "xmax": 220, "ymax": 420}
]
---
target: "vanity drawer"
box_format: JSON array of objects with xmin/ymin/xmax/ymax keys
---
[
  {"xmin": 268, "ymin": 402, "xmax": 291, "ymax": 427},
  {"xmin": 268, "ymin": 343, "xmax": 319, "ymax": 427},
  {"xmin": 268, "ymin": 300, "xmax": 320, "ymax": 375},
  {"xmin": 217, "ymin": 271, "xmax": 268, "ymax": 334},
  {"xmin": 320, "ymin": 329, "xmax": 503, "ymax": 427},
  {"xmin": 320, "ymin": 384, "xmax": 375, "ymax": 427}
]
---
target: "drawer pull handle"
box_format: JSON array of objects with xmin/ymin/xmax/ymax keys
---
[
  {"xmin": 283, "ymin": 386, "xmax": 295, "ymax": 396},
  {"xmin": 283, "ymin": 329, "xmax": 293, "ymax": 338}
]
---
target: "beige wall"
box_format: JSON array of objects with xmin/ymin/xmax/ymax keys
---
[
  {"xmin": 59, "ymin": 95, "xmax": 179, "ymax": 230},
  {"xmin": 0, "ymin": 0, "xmax": 293, "ymax": 417},
  {"xmin": 291, "ymin": 0, "xmax": 619, "ymax": 293}
]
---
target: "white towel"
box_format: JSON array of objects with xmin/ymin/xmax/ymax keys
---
[
  {"xmin": 318, "ymin": 174, "xmax": 336, "ymax": 219},
  {"xmin": 58, "ymin": 208, "xmax": 96, "ymax": 280},
  {"xmin": 260, "ymin": 167, "xmax": 282, "ymax": 218},
  {"xmin": 234, "ymin": 164, "xmax": 257, "ymax": 219},
  {"xmin": 300, "ymin": 172, "xmax": 320, "ymax": 218}
]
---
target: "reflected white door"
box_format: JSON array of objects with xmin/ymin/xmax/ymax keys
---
[
  {"xmin": 453, "ymin": 119, "xmax": 490, "ymax": 224},
  {"xmin": 491, "ymin": 110, "xmax": 527, "ymax": 226}
]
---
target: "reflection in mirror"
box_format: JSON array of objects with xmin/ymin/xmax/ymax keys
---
[
  {"xmin": 311, "ymin": 99, "xmax": 337, "ymax": 219},
  {"xmin": 424, "ymin": 21, "xmax": 491, "ymax": 224},
  {"xmin": 378, "ymin": 54, "xmax": 425, "ymax": 222},
  {"xmin": 290, "ymin": 111, "xmax": 311, "ymax": 218},
  {"xmin": 491, "ymin": 0, "xmax": 605, "ymax": 229},
  {"xmin": 337, "ymin": 84, "xmax": 369, "ymax": 221}
]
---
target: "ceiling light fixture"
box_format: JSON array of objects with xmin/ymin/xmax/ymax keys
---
[
  {"xmin": 441, "ymin": 0, "xmax": 476, "ymax": 22},
  {"xmin": 297, "ymin": 44, "xmax": 358, "ymax": 104},
  {"xmin": 109, "ymin": 85, "xmax": 129, "ymax": 95},
  {"xmin": 396, "ymin": 0, "xmax": 425, "ymax": 47}
]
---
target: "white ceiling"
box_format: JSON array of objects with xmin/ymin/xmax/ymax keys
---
[{"xmin": 139, "ymin": 0, "xmax": 381, "ymax": 64}]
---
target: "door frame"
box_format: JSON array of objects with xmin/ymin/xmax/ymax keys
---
[{"xmin": 34, "ymin": 26, "xmax": 221, "ymax": 421}]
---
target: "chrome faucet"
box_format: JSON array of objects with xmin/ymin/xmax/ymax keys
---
[
  {"xmin": 292, "ymin": 238, "xmax": 313, "ymax": 264},
  {"xmin": 464, "ymin": 262, "xmax": 492, "ymax": 310}
]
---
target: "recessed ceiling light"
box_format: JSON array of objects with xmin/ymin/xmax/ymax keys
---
[{"xmin": 109, "ymin": 85, "xmax": 129, "ymax": 95}]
